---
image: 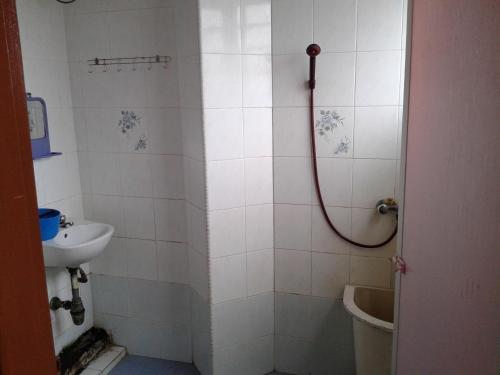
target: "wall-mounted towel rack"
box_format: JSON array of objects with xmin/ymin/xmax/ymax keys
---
[{"xmin": 87, "ymin": 55, "xmax": 172, "ymax": 72}]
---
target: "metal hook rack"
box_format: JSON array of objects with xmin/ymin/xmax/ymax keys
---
[{"xmin": 87, "ymin": 55, "xmax": 172, "ymax": 71}]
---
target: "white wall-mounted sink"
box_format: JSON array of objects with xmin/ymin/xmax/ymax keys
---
[{"xmin": 42, "ymin": 220, "xmax": 114, "ymax": 268}]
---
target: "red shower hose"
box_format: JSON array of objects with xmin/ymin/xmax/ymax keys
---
[{"xmin": 309, "ymin": 88, "xmax": 398, "ymax": 248}]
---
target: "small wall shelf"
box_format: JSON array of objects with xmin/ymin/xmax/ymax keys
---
[
  {"xmin": 33, "ymin": 152, "xmax": 62, "ymax": 161},
  {"xmin": 27, "ymin": 93, "xmax": 61, "ymax": 160}
]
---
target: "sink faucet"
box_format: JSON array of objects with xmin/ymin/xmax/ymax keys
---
[{"xmin": 59, "ymin": 214, "xmax": 74, "ymax": 228}]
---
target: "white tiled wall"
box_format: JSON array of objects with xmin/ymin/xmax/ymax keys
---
[
  {"xmin": 63, "ymin": 0, "xmax": 193, "ymax": 363},
  {"xmin": 19, "ymin": 0, "xmax": 407, "ymax": 372},
  {"xmin": 199, "ymin": 0, "xmax": 274, "ymax": 374},
  {"xmin": 272, "ymin": 0, "xmax": 406, "ymax": 373},
  {"xmin": 16, "ymin": 0, "xmax": 90, "ymax": 354},
  {"xmin": 177, "ymin": 0, "xmax": 213, "ymax": 373}
]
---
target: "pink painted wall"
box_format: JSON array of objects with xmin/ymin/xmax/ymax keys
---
[{"xmin": 396, "ymin": 1, "xmax": 500, "ymax": 374}]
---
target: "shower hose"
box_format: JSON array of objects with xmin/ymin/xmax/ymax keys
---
[{"xmin": 308, "ymin": 88, "xmax": 398, "ymax": 248}]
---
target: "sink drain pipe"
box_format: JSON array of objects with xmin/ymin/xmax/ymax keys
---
[{"xmin": 50, "ymin": 267, "xmax": 87, "ymax": 325}]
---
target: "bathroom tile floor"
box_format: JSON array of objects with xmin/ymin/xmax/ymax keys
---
[
  {"xmin": 109, "ymin": 356, "xmax": 200, "ymax": 375},
  {"xmin": 109, "ymin": 355, "xmax": 289, "ymax": 375}
]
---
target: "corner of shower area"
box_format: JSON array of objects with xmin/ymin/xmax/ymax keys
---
[{"xmin": 26, "ymin": 0, "xmax": 407, "ymax": 373}]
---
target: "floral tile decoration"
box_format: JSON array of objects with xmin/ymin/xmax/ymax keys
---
[
  {"xmin": 118, "ymin": 110, "xmax": 141, "ymax": 135},
  {"xmin": 117, "ymin": 110, "xmax": 147, "ymax": 151},
  {"xmin": 334, "ymin": 136, "xmax": 351, "ymax": 155},
  {"xmin": 315, "ymin": 109, "xmax": 351, "ymax": 155},
  {"xmin": 135, "ymin": 133, "xmax": 147, "ymax": 151}
]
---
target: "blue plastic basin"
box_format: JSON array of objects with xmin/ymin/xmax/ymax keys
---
[{"xmin": 38, "ymin": 208, "xmax": 60, "ymax": 241}]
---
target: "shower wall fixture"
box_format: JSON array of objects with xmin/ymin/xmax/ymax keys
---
[
  {"xmin": 272, "ymin": 1, "xmax": 407, "ymax": 372},
  {"xmin": 306, "ymin": 43, "xmax": 399, "ymax": 248}
]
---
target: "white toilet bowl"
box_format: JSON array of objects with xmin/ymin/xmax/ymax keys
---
[{"xmin": 343, "ymin": 285, "xmax": 394, "ymax": 375}]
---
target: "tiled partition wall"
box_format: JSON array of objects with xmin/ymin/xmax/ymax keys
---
[
  {"xmin": 176, "ymin": 0, "xmax": 213, "ymax": 373},
  {"xmin": 16, "ymin": 0, "xmax": 91, "ymax": 354},
  {"xmin": 65, "ymin": 1, "xmax": 192, "ymax": 362},
  {"xmin": 272, "ymin": 0, "xmax": 406, "ymax": 373},
  {"xmin": 198, "ymin": 0, "xmax": 274, "ymax": 374}
]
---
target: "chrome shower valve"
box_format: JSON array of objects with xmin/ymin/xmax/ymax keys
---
[{"xmin": 376, "ymin": 198, "xmax": 399, "ymax": 215}]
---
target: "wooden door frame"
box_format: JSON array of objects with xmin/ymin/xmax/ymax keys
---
[{"xmin": 0, "ymin": 0, "xmax": 58, "ymax": 373}]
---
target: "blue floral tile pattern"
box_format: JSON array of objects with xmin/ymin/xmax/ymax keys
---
[
  {"xmin": 135, "ymin": 133, "xmax": 147, "ymax": 151},
  {"xmin": 335, "ymin": 136, "xmax": 350, "ymax": 155},
  {"xmin": 315, "ymin": 110, "xmax": 344, "ymax": 139},
  {"xmin": 118, "ymin": 110, "xmax": 141, "ymax": 135},
  {"xmin": 117, "ymin": 110, "xmax": 148, "ymax": 152},
  {"xmin": 315, "ymin": 109, "xmax": 351, "ymax": 155}
]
